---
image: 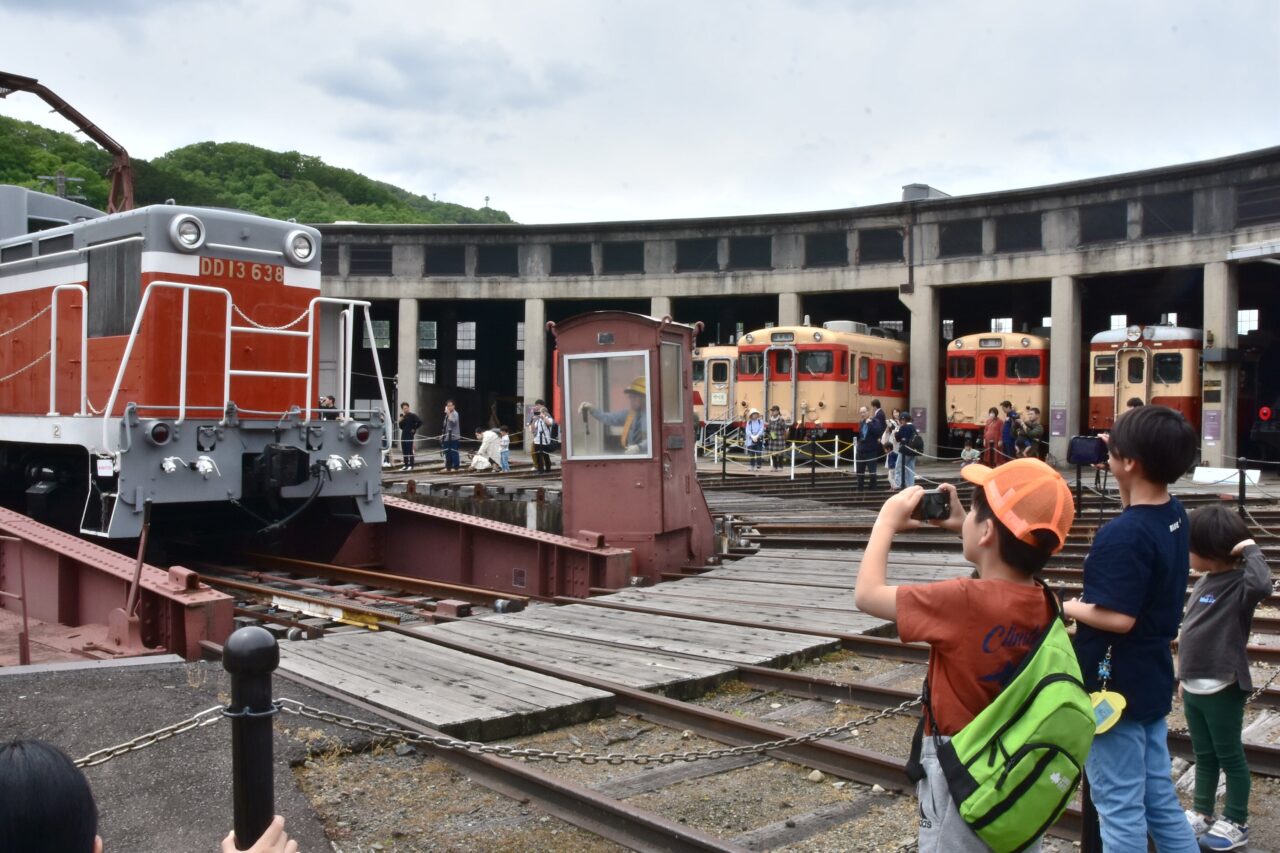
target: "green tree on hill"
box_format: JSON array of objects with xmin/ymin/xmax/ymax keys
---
[{"xmin": 0, "ymin": 115, "xmax": 512, "ymax": 224}]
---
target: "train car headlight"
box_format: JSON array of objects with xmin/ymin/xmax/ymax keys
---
[
  {"xmin": 744, "ymin": 334, "xmax": 754, "ymax": 343},
  {"xmin": 954, "ymin": 340, "xmax": 964, "ymax": 349},
  {"xmin": 1261, "ymin": 406, "xmax": 1273, "ymax": 422},
  {"xmin": 1021, "ymin": 337, "xmax": 1030, "ymax": 347},
  {"xmin": 168, "ymin": 215, "xmax": 205, "ymax": 252},
  {"xmin": 285, "ymin": 229, "xmax": 315, "ymax": 264},
  {"xmin": 813, "ymin": 332, "xmax": 822, "ymax": 342},
  {"xmin": 146, "ymin": 422, "xmax": 173, "ymax": 446}
]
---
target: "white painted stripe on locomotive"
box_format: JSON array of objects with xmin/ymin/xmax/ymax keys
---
[
  {"xmin": 0, "ymin": 262, "xmax": 88, "ymax": 295},
  {"xmin": 141, "ymin": 250, "xmax": 320, "ymax": 289}
]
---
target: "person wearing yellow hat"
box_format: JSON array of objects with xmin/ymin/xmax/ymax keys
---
[
  {"xmin": 855, "ymin": 457, "xmax": 1075, "ymax": 853},
  {"xmin": 579, "ymin": 376, "xmax": 648, "ymax": 454}
]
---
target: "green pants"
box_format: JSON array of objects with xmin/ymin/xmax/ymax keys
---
[{"xmin": 1182, "ymin": 685, "xmax": 1250, "ymax": 824}]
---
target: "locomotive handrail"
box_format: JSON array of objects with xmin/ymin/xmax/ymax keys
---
[
  {"xmin": 47, "ymin": 284, "xmax": 87, "ymax": 416},
  {"xmin": 761, "ymin": 344, "xmax": 799, "ymax": 423},
  {"xmin": 101, "ymin": 281, "xmax": 235, "ymax": 451},
  {"xmin": 302, "ymin": 296, "xmax": 392, "ymax": 450}
]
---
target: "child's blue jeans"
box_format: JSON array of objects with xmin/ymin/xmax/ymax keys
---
[{"xmin": 500, "ymin": 450, "xmax": 510, "ymax": 472}]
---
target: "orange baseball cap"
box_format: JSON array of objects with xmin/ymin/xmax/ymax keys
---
[{"xmin": 961, "ymin": 458, "xmax": 1075, "ymax": 553}]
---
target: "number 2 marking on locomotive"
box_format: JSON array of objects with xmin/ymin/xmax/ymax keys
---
[{"xmin": 52, "ymin": 424, "xmax": 61, "ymax": 439}]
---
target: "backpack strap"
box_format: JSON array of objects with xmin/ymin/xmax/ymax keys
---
[{"xmin": 905, "ymin": 679, "xmax": 935, "ymax": 783}]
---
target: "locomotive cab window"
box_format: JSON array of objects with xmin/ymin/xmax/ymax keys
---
[
  {"xmin": 799, "ymin": 350, "xmax": 833, "ymax": 375},
  {"xmin": 948, "ymin": 356, "xmax": 976, "ymax": 379},
  {"xmin": 738, "ymin": 353, "xmax": 763, "ymax": 376},
  {"xmin": 982, "ymin": 356, "xmax": 1000, "ymax": 379},
  {"xmin": 661, "ymin": 342, "xmax": 684, "ymax": 424},
  {"xmin": 1005, "ymin": 355, "xmax": 1042, "ymax": 380},
  {"xmin": 1153, "ymin": 353, "xmax": 1182, "ymax": 385},
  {"xmin": 1093, "ymin": 355, "xmax": 1115, "ymax": 385},
  {"xmin": 772, "ymin": 350, "xmax": 792, "ymax": 376},
  {"xmin": 1127, "ymin": 357, "xmax": 1145, "ymax": 384},
  {"xmin": 710, "ymin": 361, "xmax": 730, "ymax": 383},
  {"xmin": 692, "ymin": 360, "xmax": 706, "ymax": 383}
]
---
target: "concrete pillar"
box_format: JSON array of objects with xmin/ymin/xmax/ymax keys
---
[
  {"xmin": 1201, "ymin": 262, "xmax": 1238, "ymax": 466},
  {"xmin": 1048, "ymin": 276, "xmax": 1082, "ymax": 464},
  {"xmin": 902, "ymin": 284, "xmax": 940, "ymax": 455},
  {"xmin": 396, "ymin": 298, "xmax": 420, "ymax": 418},
  {"xmin": 778, "ymin": 292, "xmax": 802, "ymax": 327},
  {"xmin": 650, "ymin": 296, "xmax": 673, "ymax": 320},
  {"xmin": 523, "ymin": 298, "xmax": 547, "ymax": 411}
]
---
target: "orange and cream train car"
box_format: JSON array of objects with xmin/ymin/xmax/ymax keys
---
[
  {"xmin": 945, "ymin": 332, "xmax": 1049, "ymax": 441},
  {"xmin": 733, "ymin": 321, "xmax": 908, "ymax": 435},
  {"xmin": 1087, "ymin": 324, "xmax": 1202, "ymax": 431},
  {"xmin": 690, "ymin": 345, "xmax": 737, "ymax": 427}
]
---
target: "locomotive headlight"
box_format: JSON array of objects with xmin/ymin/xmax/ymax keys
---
[
  {"xmin": 954, "ymin": 340, "xmax": 964, "ymax": 349},
  {"xmin": 813, "ymin": 332, "xmax": 823, "ymax": 342},
  {"xmin": 351, "ymin": 424, "xmax": 371, "ymax": 445},
  {"xmin": 1021, "ymin": 337, "xmax": 1031, "ymax": 348},
  {"xmin": 285, "ymin": 229, "xmax": 315, "ymax": 264},
  {"xmin": 744, "ymin": 334, "xmax": 754, "ymax": 343},
  {"xmin": 168, "ymin": 215, "xmax": 205, "ymax": 252},
  {"xmin": 146, "ymin": 422, "xmax": 173, "ymax": 446}
]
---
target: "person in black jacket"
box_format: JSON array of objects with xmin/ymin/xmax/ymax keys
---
[
  {"xmin": 855, "ymin": 404, "xmax": 885, "ymax": 490},
  {"xmin": 397, "ymin": 402, "xmax": 423, "ymax": 470}
]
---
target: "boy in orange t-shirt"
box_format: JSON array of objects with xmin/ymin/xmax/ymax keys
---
[{"xmin": 855, "ymin": 458, "xmax": 1075, "ymax": 852}]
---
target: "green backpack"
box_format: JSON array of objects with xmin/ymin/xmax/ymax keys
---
[{"xmin": 906, "ymin": 583, "xmax": 1094, "ymax": 853}]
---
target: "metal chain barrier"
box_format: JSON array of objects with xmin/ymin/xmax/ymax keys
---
[
  {"xmin": 74, "ymin": 705, "xmax": 225, "ymax": 768},
  {"xmin": 274, "ymin": 695, "xmax": 923, "ymax": 766}
]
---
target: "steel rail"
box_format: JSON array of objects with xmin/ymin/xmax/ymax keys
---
[
  {"xmin": 195, "ymin": 574, "xmax": 406, "ymax": 627},
  {"xmin": 199, "ymin": 642, "xmax": 740, "ymax": 853}
]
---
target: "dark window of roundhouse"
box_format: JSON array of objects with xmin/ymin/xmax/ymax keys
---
[
  {"xmin": 349, "ymin": 245, "xmax": 392, "ymax": 275},
  {"xmin": 0, "ymin": 242, "xmax": 32, "ymax": 263},
  {"xmin": 1080, "ymin": 201, "xmax": 1128, "ymax": 244},
  {"xmin": 995, "ymin": 213, "xmax": 1042, "ymax": 252},
  {"xmin": 1141, "ymin": 192, "xmax": 1193, "ymax": 237},
  {"xmin": 939, "ymin": 219, "xmax": 983, "ymax": 257},
  {"xmin": 38, "ymin": 234, "xmax": 73, "ymax": 256},
  {"xmin": 551, "ymin": 243, "xmax": 593, "ymax": 275},
  {"xmin": 424, "ymin": 245, "xmax": 466, "ymax": 276},
  {"xmin": 320, "ymin": 242, "xmax": 339, "ymax": 275},
  {"xmin": 804, "ymin": 231, "xmax": 848, "ymax": 267},
  {"xmin": 857, "ymin": 228, "xmax": 903, "ymax": 263},
  {"xmin": 87, "ymin": 236, "xmax": 142, "ymax": 337},
  {"xmin": 601, "ymin": 241, "xmax": 644, "ymax": 274},
  {"xmin": 476, "ymin": 244, "xmax": 519, "ymax": 276},
  {"xmin": 676, "ymin": 238, "xmax": 719, "ymax": 272},
  {"xmin": 1237, "ymin": 179, "xmax": 1280, "ymax": 226},
  {"xmin": 727, "ymin": 236, "xmax": 772, "ymax": 270}
]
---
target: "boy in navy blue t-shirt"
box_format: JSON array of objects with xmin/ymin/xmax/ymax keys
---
[{"xmin": 1064, "ymin": 405, "xmax": 1199, "ymax": 852}]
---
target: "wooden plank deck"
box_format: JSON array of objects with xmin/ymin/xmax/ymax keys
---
[{"xmin": 278, "ymin": 631, "xmax": 613, "ymax": 741}]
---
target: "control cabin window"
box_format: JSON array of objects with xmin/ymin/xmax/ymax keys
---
[
  {"xmin": 1153, "ymin": 353, "xmax": 1182, "ymax": 385},
  {"xmin": 565, "ymin": 352, "xmax": 651, "ymax": 459},
  {"xmin": 710, "ymin": 361, "xmax": 730, "ymax": 383},
  {"xmin": 949, "ymin": 356, "xmax": 976, "ymax": 380},
  {"xmin": 983, "ymin": 357, "xmax": 1000, "ymax": 379},
  {"xmin": 1005, "ymin": 355, "xmax": 1042, "ymax": 380},
  {"xmin": 771, "ymin": 350, "xmax": 792, "ymax": 376},
  {"xmin": 661, "ymin": 342, "xmax": 684, "ymax": 424},
  {"xmin": 692, "ymin": 360, "xmax": 706, "ymax": 383},
  {"xmin": 1127, "ymin": 357, "xmax": 1145, "ymax": 384},
  {"xmin": 1093, "ymin": 355, "xmax": 1115, "ymax": 385}
]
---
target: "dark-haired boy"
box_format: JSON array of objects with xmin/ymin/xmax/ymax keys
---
[
  {"xmin": 1063, "ymin": 405, "xmax": 1199, "ymax": 852},
  {"xmin": 856, "ymin": 458, "xmax": 1075, "ymax": 851}
]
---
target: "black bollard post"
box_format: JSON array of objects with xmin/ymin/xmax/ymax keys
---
[
  {"xmin": 720, "ymin": 436, "xmax": 727, "ymax": 485},
  {"xmin": 1238, "ymin": 456, "xmax": 1247, "ymax": 519},
  {"xmin": 809, "ymin": 439, "xmax": 817, "ymax": 488},
  {"xmin": 223, "ymin": 625, "xmax": 279, "ymax": 851}
]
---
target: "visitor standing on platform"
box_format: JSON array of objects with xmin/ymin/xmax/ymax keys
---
[
  {"xmin": 766, "ymin": 405, "xmax": 788, "ymax": 470},
  {"xmin": 397, "ymin": 402, "xmax": 422, "ymax": 470},
  {"xmin": 895, "ymin": 413, "xmax": 920, "ymax": 487},
  {"xmin": 498, "ymin": 426, "xmax": 511, "ymax": 472},
  {"xmin": 744, "ymin": 409, "xmax": 766, "ymax": 470},
  {"xmin": 528, "ymin": 400, "xmax": 556, "ymax": 473},
  {"xmin": 1063, "ymin": 405, "xmax": 1200, "ymax": 853},
  {"xmin": 855, "ymin": 405, "xmax": 884, "ymax": 490},
  {"xmin": 441, "ymin": 400, "xmax": 461, "ymax": 471},
  {"xmin": 982, "ymin": 407, "xmax": 1002, "ymax": 467}
]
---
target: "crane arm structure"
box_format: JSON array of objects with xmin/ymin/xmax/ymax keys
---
[{"xmin": 0, "ymin": 71, "xmax": 134, "ymax": 213}]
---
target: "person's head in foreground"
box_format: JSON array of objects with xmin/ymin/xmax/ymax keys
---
[{"xmin": 0, "ymin": 739, "xmax": 100, "ymax": 853}]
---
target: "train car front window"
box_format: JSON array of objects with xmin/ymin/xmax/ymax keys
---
[
  {"xmin": 738, "ymin": 353, "xmax": 762, "ymax": 376},
  {"xmin": 799, "ymin": 351, "xmax": 833, "ymax": 375},
  {"xmin": 565, "ymin": 352, "xmax": 651, "ymax": 459},
  {"xmin": 710, "ymin": 362, "xmax": 729, "ymax": 382},
  {"xmin": 1153, "ymin": 353, "xmax": 1182, "ymax": 384},
  {"xmin": 1094, "ymin": 355, "xmax": 1115, "ymax": 385},
  {"xmin": 948, "ymin": 356, "xmax": 975, "ymax": 379},
  {"xmin": 1127, "ymin": 357, "xmax": 1145, "ymax": 384},
  {"xmin": 1005, "ymin": 355, "xmax": 1042, "ymax": 380},
  {"xmin": 983, "ymin": 357, "xmax": 1000, "ymax": 379},
  {"xmin": 773, "ymin": 351, "xmax": 792, "ymax": 376}
]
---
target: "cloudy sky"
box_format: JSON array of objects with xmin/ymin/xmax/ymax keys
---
[{"xmin": 1, "ymin": 0, "xmax": 1277, "ymax": 223}]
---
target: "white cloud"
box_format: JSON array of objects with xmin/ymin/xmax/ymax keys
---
[{"xmin": 1, "ymin": 0, "xmax": 1277, "ymax": 223}]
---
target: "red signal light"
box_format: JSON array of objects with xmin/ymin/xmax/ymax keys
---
[
  {"xmin": 354, "ymin": 424, "xmax": 371, "ymax": 444},
  {"xmin": 1260, "ymin": 406, "xmax": 1273, "ymax": 422}
]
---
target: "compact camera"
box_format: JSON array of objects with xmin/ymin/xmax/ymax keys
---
[
  {"xmin": 1067, "ymin": 435, "xmax": 1109, "ymax": 466},
  {"xmin": 912, "ymin": 488, "xmax": 951, "ymax": 521}
]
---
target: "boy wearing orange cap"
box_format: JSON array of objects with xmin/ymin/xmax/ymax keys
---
[
  {"xmin": 855, "ymin": 458, "xmax": 1075, "ymax": 851},
  {"xmin": 1062, "ymin": 405, "xmax": 1199, "ymax": 852}
]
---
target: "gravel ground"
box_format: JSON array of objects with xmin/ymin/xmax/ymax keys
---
[{"xmin": 295, "ymin": 647, "xmax": 1280, "ymax": 852}]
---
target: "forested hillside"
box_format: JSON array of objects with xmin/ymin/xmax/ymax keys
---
[{"xmin": 0, "ymin": 115, "xmax": 511, "ymax": 224}]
